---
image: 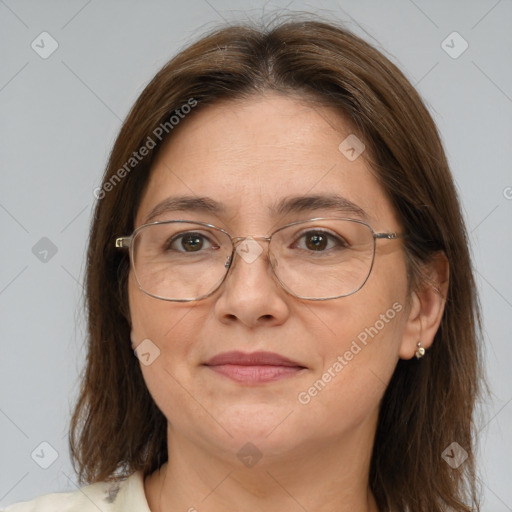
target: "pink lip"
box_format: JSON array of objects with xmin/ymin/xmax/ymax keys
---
[{"xmin": 203, "ymin": 351, "xmax": 306, "ymax": 384}]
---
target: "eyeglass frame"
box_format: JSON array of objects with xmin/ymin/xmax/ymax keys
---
[{"xmin": 115, "ymin": 217, "xmax": 403, "ymax": 302}]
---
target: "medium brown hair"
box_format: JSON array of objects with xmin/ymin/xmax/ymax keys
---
[{"xmin": 70, "ymin": 14, "xmax": 484, "ymax": 511}]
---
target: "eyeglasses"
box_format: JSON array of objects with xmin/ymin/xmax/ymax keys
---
[{"xmin": 115, "ymin": 218, "xmax": 403, "ymax": 302}]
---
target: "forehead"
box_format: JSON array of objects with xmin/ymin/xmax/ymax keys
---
[{"xmin": 136, "ymin": 93, "xmax": 399, "ymax": 230}]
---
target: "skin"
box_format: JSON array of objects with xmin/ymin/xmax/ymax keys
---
[{"xmin": 128, "ymin": 93, "xmax": 448, "ymax": 512}]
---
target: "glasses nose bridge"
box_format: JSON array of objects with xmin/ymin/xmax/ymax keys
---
[
  {"xmin": 224, "ymin": 235, "xmax": 279, "ymax": 290},
  {"xmin": 230, "ymin": 234, "xmax": 272, "ymax": 250}
]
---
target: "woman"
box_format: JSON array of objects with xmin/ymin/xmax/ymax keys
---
[{"xmin": 4, "ymin": 15, "xmax": 483, "ymax": 512}]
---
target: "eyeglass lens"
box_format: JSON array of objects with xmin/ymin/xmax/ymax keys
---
[{"xmin": 130, "ymin": 220, "xmax": 375, "ymax": 301}]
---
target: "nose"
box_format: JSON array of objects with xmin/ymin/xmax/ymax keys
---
[{"xmin": 213, "ymin": 237, "xmax": 291, "ymax": 328}]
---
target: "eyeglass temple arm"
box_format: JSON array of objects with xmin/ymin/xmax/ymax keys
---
[
  {"xmin": 115, "ymin": 237, "xmax": 130, "ymax": 248},
  {"xmin": 374, "ymin": 232, "xmax": 402, "ymax": 240},
  {"xmin": 115, "ymin": 232, "xmax": 401, "ymax": 249}
]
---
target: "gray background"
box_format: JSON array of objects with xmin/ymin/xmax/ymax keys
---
[{"xmin": 1, "ymin": 0, "xmax": 511, "ymax": 509}]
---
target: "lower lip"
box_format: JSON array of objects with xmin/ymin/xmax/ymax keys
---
[{"xmin": 206, "ymin": 364, "xmax": 305, "ymax": 384}]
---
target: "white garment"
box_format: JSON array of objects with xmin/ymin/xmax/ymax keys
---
[{"xmin": 1, "ymin": 471, "xmax": 151, "ymax": 512}]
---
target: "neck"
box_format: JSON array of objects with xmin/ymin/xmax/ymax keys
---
[{"xmin": 144, "ymin": 426, "xmax": 379, "ymax": 512}]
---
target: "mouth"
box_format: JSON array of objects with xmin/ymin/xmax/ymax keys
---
[{"xmin": 203, "ymin": 351, "xmax": 307, "ymax": 384}]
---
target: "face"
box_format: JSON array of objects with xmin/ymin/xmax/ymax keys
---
[{"xmin": 128, "ymin": 93, "xmax": 410, "ymax": 465}]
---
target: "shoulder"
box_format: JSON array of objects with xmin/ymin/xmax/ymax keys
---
[{"xmin": 1, "ymin": 471, "xmax": 150, "ymax": 512}]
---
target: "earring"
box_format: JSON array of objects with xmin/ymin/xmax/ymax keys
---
[{"xmin": 415, "ymin": 341, "xmax": 426, "ymax": 359}]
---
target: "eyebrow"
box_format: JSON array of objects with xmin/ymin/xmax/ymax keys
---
[
  {"xmin": 144, "ymin": 193, "xmax": 368, "ymax": 223},
  {"xmin": 145, "ymin": 196, "xmax": 226, "ymax": 223},
  {"xmin": 272, "ymin": 194, "xmax": 367, "ymax": 219}
]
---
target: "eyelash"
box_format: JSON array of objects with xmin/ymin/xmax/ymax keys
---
[
  {"xmin": 165, "ymin": 232, "xmax": 218, "ymax": 252},
  {"xmin": 166, "ymin": 229, "xmax": 347, "ymax": 253},
  {"xmin": 291, "ymin": 229, "xmax": 348, "ymax": 251}
]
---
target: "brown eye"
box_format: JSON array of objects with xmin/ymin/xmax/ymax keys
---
[
  {"xmin": 168, "ymin": 232, "xmax": 213, "ymax": 252},
  {"xmin": 295, "ymin": 230, "xmax": 346, "ymax": 252},
  {"xmin": 305, "ymin": 232, "xmax": 328, "ymax": 251},
  {"xmin": 180, "ymin": 234, "xmax": 204, "ymax": 252}
]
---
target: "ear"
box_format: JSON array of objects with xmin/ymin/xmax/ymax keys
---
[{"xmin": 399, "ymin": 251, "xmax": 449, "ymax": 360}]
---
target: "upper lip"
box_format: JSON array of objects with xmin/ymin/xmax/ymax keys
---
[{"xmin": 204, "ymin": 351, "xmax": 305, "ymax": 367}]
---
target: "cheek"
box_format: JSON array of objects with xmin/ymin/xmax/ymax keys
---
[
  {"xmin": 128, "ymin": 272, "xmax": 200, "ymax": 378},
  {"xmin": 296, "ymin": 253, "xmax": 408, "ymax": 417},
  {"xmin": 296, "ymin": 298, "xmax": 405, "ymax": 422},
  {"xmin": 128, "ymin": 269, "xmax": 212, "ymax": 372},
  {"xmin": 126, "ymin": 250, "xmax": 410, "ymax": 445},
  {"xmin": 129, "ymin": 271, "xmax": 188, "ymax": 340},
  {"xmin": 128, "ymin": 280, "xmax": 203, "ymax": 425}
]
